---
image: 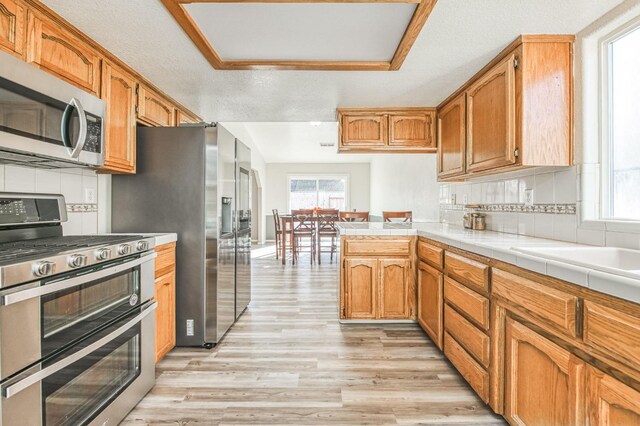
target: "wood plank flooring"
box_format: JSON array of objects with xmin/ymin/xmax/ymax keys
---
[{"xmin": 122, "ymin": 249, "xmax": 505, "ymax": 425}]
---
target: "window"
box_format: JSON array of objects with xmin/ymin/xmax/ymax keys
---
[
  {"xmin": 288, "ymin": 176, "xmax": 348, "ymax": 211},
  {"xmin": 603, "ymin": 22, "xmax": 640, "ymax": 221}
]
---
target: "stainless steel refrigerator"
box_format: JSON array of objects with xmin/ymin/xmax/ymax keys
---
[{"xmin": 111, "ymin": 124, "xmax": 251, "ymax": 347}]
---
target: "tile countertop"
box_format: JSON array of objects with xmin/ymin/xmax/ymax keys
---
[
  {"xmin": 105, "ymin": 233, "xmax": 178, "ymax": 246},
  {"xmin": 337, "ymin": 222, "xmax": 640, "ymax": 305}
]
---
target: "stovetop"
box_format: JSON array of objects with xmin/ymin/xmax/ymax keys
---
[{"xmin": 0, "ymin": 235, "xmax": 144, "ymax": 265}]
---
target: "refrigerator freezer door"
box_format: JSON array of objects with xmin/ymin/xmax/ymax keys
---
[{"xmin": 235, "ymin": 139, "xmax": 252, "ymax": 319}]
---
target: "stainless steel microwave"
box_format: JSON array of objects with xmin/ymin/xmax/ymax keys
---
[{"xmin": 0, "ymin": 50, "xmax": 104, "ymax": 168}]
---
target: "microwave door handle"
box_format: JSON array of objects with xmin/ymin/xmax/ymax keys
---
[
  {"xmin": 69, "ymin": 97, "xmax": 88, "ymax": 159},
  {"xmin": 0, "ymin": 252, "xmax": 156, "ymax": 306},
  {"xmin": 1, "ymin": 301, "xmax": 157, "ymax": 399}
]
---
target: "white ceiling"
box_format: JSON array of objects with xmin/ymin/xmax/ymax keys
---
[
  {"xmin": 222, "ymin": 121, "xmax": 374, "ymax": 164},
  {"xmin": 42, "ymin": 0, "xmax": 623, "ymax": 122},
  {"xmin": 184, "ymin": 3, "xmax": 416, "ymax": 61}
]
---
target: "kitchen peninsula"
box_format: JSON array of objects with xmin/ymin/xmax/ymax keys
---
[{"xmin": 337, "ymin": 221, "xmax": 640, "ymax": 422}]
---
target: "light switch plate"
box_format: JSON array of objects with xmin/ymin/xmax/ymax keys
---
[
  {"xmin": 84, "ymin": 188, "xmax": 96, "ymax": 204},
  {"xmin": 462, "ymin": 194, "xmax": 469, "ymax": 204},
  {"xmin": 450, "ymin": 194, "xmax": 456, "ymax": 205}
]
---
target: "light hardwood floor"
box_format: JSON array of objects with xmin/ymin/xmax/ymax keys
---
[{"xmin": 123, "ymin": 248, "xmax": 504, "ymax": 425}]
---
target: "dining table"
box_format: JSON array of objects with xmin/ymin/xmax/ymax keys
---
[{"xmin": 279, "ymin": 214, "xmax": 329, "ymax": 265}]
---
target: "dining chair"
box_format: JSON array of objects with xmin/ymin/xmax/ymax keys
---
[
  {"xmin": 291, "ymin": 209, "xmax": 316, "ymax": 265},
  {"xmin": 315, "ymin": 209, "xmax": 339, "ymax": 264},
  {"xmin": 272, "ymin": 209, "xmax": 292, "ymax": 260},
  {"xmin": 339, "ymin": 211, "xmax": 370, "ymax": 222},
  {"xmin": 383, "ymin": 211, "xmax": 413, "ymax": 223}
]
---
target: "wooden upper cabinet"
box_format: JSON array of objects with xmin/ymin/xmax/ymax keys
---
[
  {"xmin": 344, "ymin": 258, "xmax": 378, "ymax": 320},
  {"xmin": 338, "ymin": 108, "xmax": 436, "ymax": 153},
  {"xmin": 137, "ymin": 84, "xmax": 175, "ymax": 127},
  {"xmin": 26, "ymin": 10, "xmax": 101, "ymax": 94},
  {"xmin": 176, "ymin": 108, "xmax": 200, "ymax": 125},
  {"xmin": 418, "ymin": 261, "xmax": 443, "ymax": 349},
  {"xmin": 389, "ymin": 112, "xmax": 435, "ymax": 149},
  {"xmin": 587, "ymin": 366, "xmax": 640, "ymax": 426},
  {"xmin": 340, "ymin": 113, "xmax": 387, "ymax": 148},
  {"xmin": 379, "ymin": 258, "xmax": 411, "ymax": 319},
  {"xmin": 437, "ymin": 94, "xmax": 466, "ymax": 179},
  {"xmin": 0, "ymin": 0, "xmax": 25, "ymax": 57},
  {"xmin": 504, "ymin": 318, "xmax": 585, "ymax": 426},
  {"xmin": 466, "ymin": 53, "xmax": 517, "ymax": 173},
  {"xmin": 101, "ymin": 61, "xmax": 136, "ymax": 173}
]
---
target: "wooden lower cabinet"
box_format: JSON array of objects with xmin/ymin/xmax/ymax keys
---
[
  {"xmin": 379, "ymin": 258, "xmax": 411, "ymax": 319},
  {"xmin": 417, "ymin": 261, "xmax": 443, "ymax": 349},
  {"xmin": 154, "ymin": 269, "xmax": 175, "ymax": 362},
  {"xmin": 504, "ymin": 318, "xmax": 585, "ymax": 426},
  {"xmin": 344, "ymin": 258, "xmax": 378, "ymax": 320},
  {"xmin": 154, "ymin": 242, "xmax": 176, "ymax": 362},
  {"xmin": 587, "ymin": 366, "xmax": 640, "ymax": 426}
]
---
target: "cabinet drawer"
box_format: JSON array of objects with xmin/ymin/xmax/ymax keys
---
[
  {"xmin": 444, "ymin": 252, "xmax": 489, "ymax": 293},
  {"xmin": 444, "ymin": 276, "xmax": 489, "ymax": 330},
  {"xmin": 417, "ymin": 239, "xmax": 443, "ymax": 269},
  {"xmin": 444, "ymin": 332, "xmax": 489, "ymax": 403},
  {"xmin": 492, "ymin": 269, "xmax": 577, "ymax": 337},
  {"xmin": 584, "ymin": 301, "xmax": 640, "ymax": 369},
  {"xmin": 445, "ymin": 304, "xmax": 490, "ymax": 368},
  {"xmin": 343, "ymin": 239, "xmax": 411, "ymax": 257},
  {"xmin": 155, "ymin": 243, "xmax": 176, "ymax": 277}
]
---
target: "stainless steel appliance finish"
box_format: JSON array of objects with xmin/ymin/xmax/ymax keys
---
[
  {"xmin": 0, "ymin": 193, "xmax": 156, "ymax": 426},
  {"xmin": 112, "ymin": 124, "xmax": 252, "ymax": 347},
  {"xmin": 0, "ymin": 50, "xmax": 104, "ymax": 168}
]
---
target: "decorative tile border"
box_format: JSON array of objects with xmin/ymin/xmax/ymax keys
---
[
  {"xmin": 440, "ymin": 203, "xmax": 576, "ymax": 215},
  {"xmin": 67, "ymin": 203, "xmax": 98, "ymax": 213}
]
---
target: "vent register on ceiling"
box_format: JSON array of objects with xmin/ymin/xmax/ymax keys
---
[{"xmin": 160, "ymin": 0, "xmax": 438, "ymax": 71}]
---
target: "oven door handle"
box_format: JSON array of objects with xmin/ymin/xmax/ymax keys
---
[
  {"xmin": 2, "ymin": 300, "xmax": 157, "ymax": 399},
  {"xmin": 0, "ymin": 252, "xmax": 157, "ymax": 307}
]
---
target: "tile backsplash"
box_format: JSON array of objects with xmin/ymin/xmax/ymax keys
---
[
  {"xmin": 439, "ymin": 166, "xmax": 640, "ymax": 249},
  {"xmin": 1, "ymin": 164, "xmax": 102, "ymax": 235}
]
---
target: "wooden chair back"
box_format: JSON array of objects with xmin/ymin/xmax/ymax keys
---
[
  {"xmin": 339, "ymin": 211, "xmax": 369, "ymax": 222},
  {"xmin": 316, "ymin": 209, "xmax": 339, "ymax": 233},
  {"xmin": 383, "ymin": 211, "xmax": 413, "ymax": 223},
  {"xmin": 291, "ymin": 209, "xmax": 315, "ymax": 233},
  {"xmin": 272, "ymin": 209, "xmax": 281, "ymax": 232}
]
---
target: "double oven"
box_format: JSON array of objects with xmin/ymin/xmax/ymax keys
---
[{"xmin": 0, "ymin": 195, "xmax": 156, "ymax": 425}]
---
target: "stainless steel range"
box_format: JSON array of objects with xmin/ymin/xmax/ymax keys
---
[{"xmin": 0, "ymin": 193, "xmax": 157, "ymax": 426}]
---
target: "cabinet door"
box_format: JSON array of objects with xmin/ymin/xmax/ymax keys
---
[
  {"xmin": 437, "ymin": 93, "xmax": 466, "ymax": 178},
  {"xmin": 466, "ymin": 53, "xmax": 517, "ymax": 173},
  {"xmin": 155, "ymin": 269, "xmax": 176, "ymax": 362},
  {"xmin": 26, "ymin": 10, "xmax": 101, "ymax": 94},
  {"xmin": 379, "ymin": 258, "xmax": 411, "ymax": 319},
  {"xmin": 101, "ymin": 61, "xmax": 136, "ymax": 173},
  {"xmin": 0, "ymin": 0, "xmax": 25, "ymax": 57},
  {"xmin": 504, "ymin": 318, "xmax": 585, "ymax": 426},
  {"xmin": 340, "ymin": 114, "xmax": 387, "ymax": 147},
  {"xmin": 137, "ymin": 84, "xmax": 175, "ymax": 127},
  {"xmin": 389, "ymin": 112, "xmax": 435, "ymax": 149},
  {"xmin": 176, "ymin": 108, "xmax": 199, "ymax": 125},
  {"xmin": 344, "ymin": 258, "xmax": 378, "ymax": 319},
  {"xmin": 587, "ymin": 366, "xmax": 640, "ymax": 426},
  {"xmin": 418, "ymin": 261, "xmax": 443, "ymax": 349}
]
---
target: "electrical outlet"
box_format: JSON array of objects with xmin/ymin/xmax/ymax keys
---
[
  {"xmin": 84, "ymin": 188, "xmax": 96, "ymax": 204},
  {"xmin": 186, "ymin": 319, "xmax": 195, "ymax": 336},
  {"xmin": 524, "ymin": 189, "xmax": 534, "ymax": 206},
  {"xmin": 462, "ymin": 194, "xmax": 469, "ymax": 204}
]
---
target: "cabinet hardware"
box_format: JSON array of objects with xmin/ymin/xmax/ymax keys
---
[
  {"xmin": 514, "ymin": 148, "xmax": 519, "ymax": 158},
  {"xmin": 342, "ymin": 307, "xmax": 346, "ymax": 317},
  {"xmin": 343, "ymin": 259, "xmax": 345, "ymax": 268},
  {"xmin": 514, "ymin": 57, "xmax": 519, "ymax": 69}
]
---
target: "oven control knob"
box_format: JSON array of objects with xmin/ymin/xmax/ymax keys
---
[
  {"xmin": 118, "ymin": 244, "xmax": 131, "ymax": 256},
  {"xmin": 67, "ymin": 254, "xmax": 87, "ymax": 268},
  {"xmin": 32, "ymin": 260, "xmax": 56, "ymax": 277},
  {"xmin": 136, "ymin": 241, "xmax": 149, "ymax": 252},
  {"xmin": 95, "ymin": 248, "xmax": 112, "ymax": 261}
]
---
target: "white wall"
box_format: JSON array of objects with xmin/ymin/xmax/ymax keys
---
[
  {"xmin": 0, "ymin": 164, "xmax": 107, "ymax": 235},
  {"xmin": 369, "ymin": 155, "xmax": 440, "ymax": 221}
]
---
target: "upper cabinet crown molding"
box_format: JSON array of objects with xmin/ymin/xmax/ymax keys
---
[
  {"xmin": 338, "ymin": 107, "xmax": 436, "ymax": 153},
  {"xmin": 160, "ymin": 0, "xmax": 438, "ymax": 71},
  {"xmin": 437, "ymin": 34, "xmax": 574, "ymax": 181},
  {"xmin": 0, "ymin": 0, "xmax": 26, "ymax": 57}
]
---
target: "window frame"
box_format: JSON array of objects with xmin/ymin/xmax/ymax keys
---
[
  {"xmin": 599, "ymin": 16, "xmax": 640, "ymax": 222},
  {"xmin": 286, "ymin": 174, "xmax": 350, "ymax": 212}
]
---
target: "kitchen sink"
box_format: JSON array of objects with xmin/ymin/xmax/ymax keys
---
[{"xmin": 511, "ymin": 246, "xmax": 640, "ymax": 279}]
